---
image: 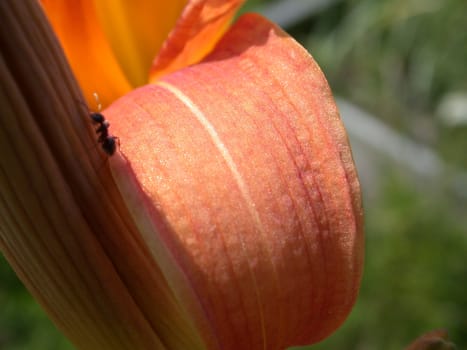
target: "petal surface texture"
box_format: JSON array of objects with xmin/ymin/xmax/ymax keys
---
[
  {"xmin": 108, "ymin": 13, "xmax": 364, "ymax": 350},
  {"xmin": 149, "ymin": 0, "xmax": 246, "ymax": 81}
]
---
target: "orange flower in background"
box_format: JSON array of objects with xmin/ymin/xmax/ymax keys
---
[{"xmin": 0, "ymin": 1, "xmax": 364, "ymax": 349}]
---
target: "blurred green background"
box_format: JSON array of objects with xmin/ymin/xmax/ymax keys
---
[{"xmin": 1, "ymin": 0, "xmax": 466, "ymax": 349}]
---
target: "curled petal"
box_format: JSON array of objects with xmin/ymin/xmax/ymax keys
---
[
  {"xmin": 108, "ymin": 13, "xmax": 364, "ymax": 349},
  {"xmin": 149, "ymin": 0, "xmax": 246, "ymax": 81}
]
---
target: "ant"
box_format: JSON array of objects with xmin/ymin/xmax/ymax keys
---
[{"xmin": 88, "ymin": 93, "xmax": 118, "ymax": 156}]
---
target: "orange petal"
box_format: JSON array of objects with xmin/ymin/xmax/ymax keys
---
[
  {"xmin": 41, "ymin": 0, "xmax": 132, "ymax": 107},
  {"xmin": 93, "ymin": 0, "xmax": 187, "ymax": 86},
  {"xmin": 149, "ymin": 0, "xmax": 246, "ymax": 82},
  {"xmin": 108, "ymin": 13, "xmax": 364, "ymax": 349}
]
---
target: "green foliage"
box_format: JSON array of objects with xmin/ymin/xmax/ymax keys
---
[
  {"xmin": 0, "ymin": 255, "xmax": 73, "ymax": 349},
  {"xmin": 308, "ymin": 0, "xmax": 467, "ymax": 110},
  {"xmin": 305, "ymin": 0, "xmax": 467, "ymax": 168},
  {"xmin": 289, "ymin": 0, "xmax": 467, "ymax": 348}
]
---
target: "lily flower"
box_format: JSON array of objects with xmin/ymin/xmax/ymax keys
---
[{"xmin": 0, "ymin": 1, "xmax": 364, "ymax": 349}]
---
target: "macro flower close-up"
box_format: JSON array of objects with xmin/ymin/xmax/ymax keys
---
[{"xmin": 0, "ymin": 1, "xmax": 364, "ymax": 349}]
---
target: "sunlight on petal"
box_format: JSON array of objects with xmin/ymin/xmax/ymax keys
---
[
  {"xmin": 107, "ymin": 13, "xmax": 363, "ymax": 349},
  {"xmin": 149, "ymin": 0, "xmax": 246, "ymax": 81}
]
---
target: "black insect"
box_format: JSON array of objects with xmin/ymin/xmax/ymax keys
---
[{"xmin": 88, "ymin": 94, "xmax": 119, "ymax": 156}]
